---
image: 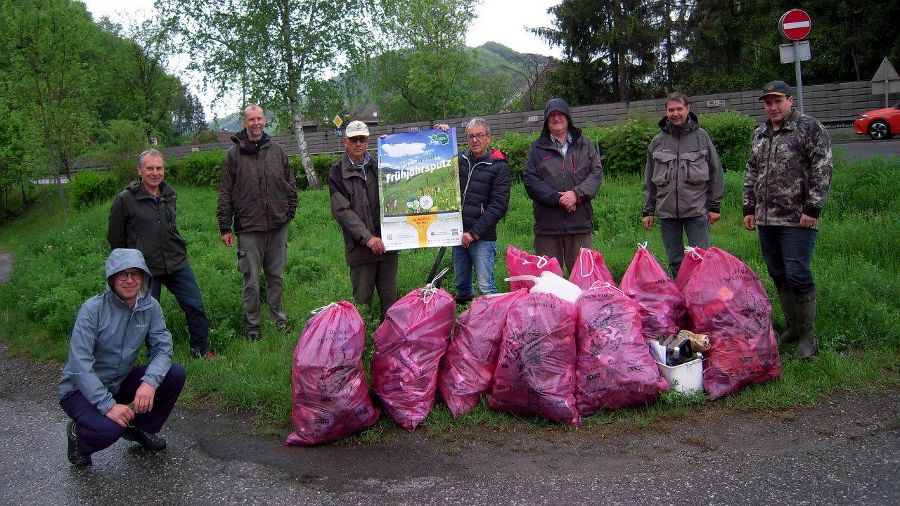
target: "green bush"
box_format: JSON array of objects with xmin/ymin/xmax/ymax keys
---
[
  {"xmin": 700, "ymin": 111, "xmax": 757, "ymax": 173},
  {"xmin": 293, "ymin": 153, "xmax": 341, "ymax": 190},
  {"xmin": 492, "ymin": 131, "xmax": 538, "ymax": 181},
  {"xmin": 179, "ymin": 149, "xmax": 226, "ymax": 187},
  {"xmin": 591, "ymin": 118, "xmax": 658, "ymax": 175},
  {"xmin": 165, "ymin": 157, "xmax": 184, "ymax": 183},
  {"xmin": 68, "ymin": 171, "xmax": 120, "ymax": 209}
]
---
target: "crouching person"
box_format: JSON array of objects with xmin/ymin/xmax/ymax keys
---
[{"xmin": 58, "ymin": 248, "xmax": 185, "ymax": 466}]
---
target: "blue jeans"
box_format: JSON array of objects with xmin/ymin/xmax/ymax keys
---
[
  {"xmin": 757, "ymin": 225, "xmax": 818, "ymax": 294},
  {"xmin": 151, "ymin": 264, "xmax": 210, "ymax": 353},
  {"xmin": 453, "ymin": 240, "xmax": 498, "ymax": 299}
]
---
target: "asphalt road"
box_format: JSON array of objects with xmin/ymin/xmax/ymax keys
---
[
  {"xmin": 834, "ymin": 138, "xmax": 900, "ymax": 161},
  {"xmin": 0, "ymin": 342, "xmax": 897, "ymax": 506}
]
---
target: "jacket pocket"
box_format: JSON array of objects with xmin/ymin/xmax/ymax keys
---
[
  {"xmin": 682, "ymin": 150, "xmax": 710, "ymax": 184},
  {"xmin": 651, "ymin": 151, "xmax": 676, "ymax": 186}
]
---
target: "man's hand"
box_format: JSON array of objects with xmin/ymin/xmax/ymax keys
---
[
  {"xmin": 106, "ymin": 403, "xmax": 134, "ymax": 428},
  {"xmin": 221, "ymin": 232, "xmax": 234, "ymax": 247},
  {"xmin": 708, "ymin": 212, "xmax": 721, "ymax": 224},
  {"xmin": 642, "ymin": 216, "xmax": 654, "ymax": 230},
  {"xmin": 366, "ymin": 237, "xmax": 386, "ymax": 255},
  {"xmin": 461, "ymin": 232, "xmax": 476, "ymax": 248},
  {"xmin": 743, "ymin": 214, "xmax": 756, "ymax": 231},
  {"xmin": 132, "ymin": 382, "xmax": 156, "ymax": 414},
  {"xmin": 435, "ymin": 123, "xmax": 450, "ymax": 131},
  {"xmin": 559, "ymin": 190, "xmax": 577, "ymax": 212},
  {"xmin": 799, "ymin": 214, "xmax": 818, "ymax": 228}
]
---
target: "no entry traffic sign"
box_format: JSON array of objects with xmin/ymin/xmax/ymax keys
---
[{"xmin": 779, "ymin": 9, "xmax": 811, "ymax": 41}]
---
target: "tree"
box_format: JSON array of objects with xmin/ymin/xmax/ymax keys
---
[
  {"xmin": 0, "ymin": 0, "xmax": 99, "ymax": 214},
  {"xmin": 534, "ymin": 0, "xmax": 662, "ymax": 105},
  {"xmin": 156, "ymin": 0, "xmax": 374, "ymax": 189},
  {"xmin": 372, "ymin": 0, "xmax": 482, "ymax": 122}
]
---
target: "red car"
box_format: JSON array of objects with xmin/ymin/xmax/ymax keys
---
[{"xmin": 854, "ymin": 103, "xmax": 900, "ymax": 140}]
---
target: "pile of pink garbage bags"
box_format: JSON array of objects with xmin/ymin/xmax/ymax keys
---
[{"xmin": 285, "ymin": 244, "xmax": 781, "ymax": 446}]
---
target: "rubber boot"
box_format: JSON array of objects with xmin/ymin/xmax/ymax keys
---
[
  {"xmin": 794, "ymin": 290, "xmax": 818, "ymax": 359},
  {"xmin": 776, "ymin": 284, "xmax": 798, "ymax": 344}
]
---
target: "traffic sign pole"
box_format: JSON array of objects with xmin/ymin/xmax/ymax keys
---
[{"xmin": 794, "ymin": 41, "xmax": 804, "ymax": 113}]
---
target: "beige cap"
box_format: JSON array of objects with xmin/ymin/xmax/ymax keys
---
[{"xmin": 345, "ymin": 120, "xmax": 369, "ymax": 137}]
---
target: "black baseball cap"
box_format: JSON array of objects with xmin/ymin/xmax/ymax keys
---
[{"xmin": 759, "ymin": 80, "xmax": 793, "ymax": 99}]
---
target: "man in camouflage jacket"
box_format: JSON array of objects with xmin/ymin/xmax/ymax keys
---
[{"xmin": 742, "ymin": 80, "xmax": 833, "ymax": 359}]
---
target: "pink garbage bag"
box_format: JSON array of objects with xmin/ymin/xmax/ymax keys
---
[
  {"xmin": 488, "ymin": 292, "xmax": 580, "ymax": 426},
  {"xmin": 569, "ymin": 247, "xmax": 615, "ymax": 289},
  {"xmin": 506, "ymin": 245, "xmax": 563, "ymax": 291},
  {"xmin": 285, "ymin": 302, "xmax": 380, "ymax": 446},
  {"xmin": 681, "ymin": 247, "xmax": 781, "ymax": 400},
  {"xmin": 675, "ymin": 247, "xmax": 706, "ymax": 292},
  {"xmin": 438, "ymin": 290, "xmax": 528, "ymax": 418},
  {"xmin": 619, "ymin": 244, "xmax": 687, "ymax": 340},
  {"xmin": 575, "ymin": 284, "xmax": 668, "ymax": 414},
  {"xmin": 372, "ymin": 287, "xmax": 455, "ymax": 430}
]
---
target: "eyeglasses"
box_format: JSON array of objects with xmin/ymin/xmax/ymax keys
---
[
  {"xmin": 115, "ymin": 269, "xmax": 142, "ymax": 282},
  {"xmin": 347, "ymin": 136, "xmax": 369, "ymax": 145},
  {"xmin": 466, "ymin": 132, "xmax": 488, "ymax": 141}
]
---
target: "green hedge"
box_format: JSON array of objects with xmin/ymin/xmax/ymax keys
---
[
  {"xmin": 292, "ymin": 153, "xmax": 341, "ymax": 190},
  {"xmin": 170, "ymin": 149, "xmax": 340, "ymax": 190},
  {"xmin": 699, "ymin": 111, "xmax": 757, "ymax": 173},
  {"xmin": 589, "ymin": 118, "xmax": 659, "ymax": 176},
  {"xmin": 492, "ymin": 132, "xmax": 538, "ymax": 181},
  {"xmin": 68, "ymin": 171, "xmax": 121, "ymax": 209}
]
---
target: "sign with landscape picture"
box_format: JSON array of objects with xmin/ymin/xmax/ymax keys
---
[{"xmin": 377, "ymin": 129, "xmax": 463, "ymax": 250}]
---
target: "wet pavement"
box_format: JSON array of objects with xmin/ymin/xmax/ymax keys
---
[{"xmin": 0, "ymin": 341, "xmax": 897, "ymax": 505}]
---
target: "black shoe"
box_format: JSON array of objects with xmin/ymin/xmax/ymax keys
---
[
  {"xmin": 455, "ymin": 295, "xmax": 473, "ymax": 306},
  {"xmin": 275, "ymin": 320, "xmax": 291, "ymax": 334},
  {"xmin": 247, "ymin": 328, "xmax": 261, "ymax": 342},
  {"xmin": 122, "ymin": 427, "xmax": 167, "ymax": 450},
  {"xmin": 66, "ymin": 420, "xmax": 92, "ymax": 466}
]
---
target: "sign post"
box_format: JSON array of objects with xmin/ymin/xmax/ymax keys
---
[
  {"xmin": 870, "ymin": 58, "xmax": 900, "ymax": 107},
  {"xmin": 779, "ymin": 9, "xmax": 812, "ymax": 112}
]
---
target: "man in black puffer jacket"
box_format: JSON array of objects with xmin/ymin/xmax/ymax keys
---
[
  {"xmin": 524, "ymin": 98, "xmax": 603, "ymax": 274},
  {"xmin": 452, "ymin": 118, "xmax": 510, "ymax": 305}
]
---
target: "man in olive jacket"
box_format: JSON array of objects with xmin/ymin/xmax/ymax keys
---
[
  {"xmin": 216, "ymin": 104, "xmax": 297, "ymax": 341},
  {"xmin": 108, "ymin": 149, "xmax": 212, "ymax": 358},
  {"xmin": 743, "ymin": 80, "xmax": 833, "ymax": 359},
  {"xmin": 643, "ymin": 92, "xmax": 724, "ymax": 277},
  {"xmin": 524, "ymin": 98, "xmax": 603, "ymax": 274},
  {"xmin": 328, "ymin": 120, "xmax": 398, "ymax": 320}
]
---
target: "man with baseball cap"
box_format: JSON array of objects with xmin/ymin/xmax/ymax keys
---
[
  {"xmin": 742, "ymin": 80, "xmax": 833, "ymax": 359},
  {"xmin": 328, "ymin": 120, "xmax": 398, "ymax": 320}
]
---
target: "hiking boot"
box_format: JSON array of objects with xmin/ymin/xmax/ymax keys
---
[
  {"xmin": 122, "ymin": 427, "xmax": 167, "ymax": 450},
  {"xmin": 66, "ymin": 420, "xmax": 92, "ymax": 466},
  {"xmin": 246, "ymin": 328, "xmax": 261, "ymax": 342},
  {"xmin": 275, "ymin": 320, "xmax": 291, "ymax": 334},
  {"xmin": 776, "ymin": 284, "xmax": 798, "ymax": 344},
  {"xmin": 794, "ymin": 290, "xmax": 819, "ymax": 360}
]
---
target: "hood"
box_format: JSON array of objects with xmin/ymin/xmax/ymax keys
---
[
  {"xmin": 231, "ymin": 129, "xmax": 271, "ymax": 155},
  {"xmin": 126, "ymin": 178, "xmax": 173, "ymax": 197},
  {"xmin": 658, "ymin": 111, "xmax": 700, "ymax": 134},
  {"xmin": 105, "ymin": 248, "xmax": 152, "ymax": 304},
  {"xmin": 463, "ymin": 147, "xmax": 506, "ymax": 164},
  {"xmin": 541, "ymin": 97, "xmax": 581, "ymax": 140}
]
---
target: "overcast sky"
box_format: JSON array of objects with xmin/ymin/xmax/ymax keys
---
[{"xmin": 81, "ymin": 0, "xmax": 562, "ymax": 118}]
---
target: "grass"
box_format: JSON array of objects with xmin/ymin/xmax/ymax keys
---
[{"xmin": 0, "ymin": 154, "xmax": 898, "ymax": 444}]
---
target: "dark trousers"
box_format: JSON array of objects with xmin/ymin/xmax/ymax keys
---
[
  {"xmin": 151, "ymin": 264, "xmax": 210, "ymax": 353},
  {"xmin": 660, "ymin": 215, "xmax": 710, "ymax": 278},
  {"xmin": 59, "ymin": 364, "xmax": 185, "ymax": 455},
  {"xmin": 534, "ymin": 233, "xmax": 592, "ymax": 276},
  {"xmin": 349, "ymin": 253, "xmax": 399, "ymax": 319},
  {"xmin": 758, "ymin": 225, "xmax": 818, "ymax": 294}
]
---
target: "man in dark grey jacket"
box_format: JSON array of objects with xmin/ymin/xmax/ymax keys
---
[
  {"xmin": 328, "ymin": 120, "xmax": 398, "ymax": 320},
  {"xmin": 108, "ymin": 149, "xmax": 211, "ymax": 358},
  {"xmin": 524, "ymin": 98, "xmax": 603, "ymax": 274},
  {"xmin": 216, "ymin": 104, "xmax": 297, "ymax": 341},
  {"xmin": 643, "ymin": 92, "xmax": 724, "ymax": 277}
]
